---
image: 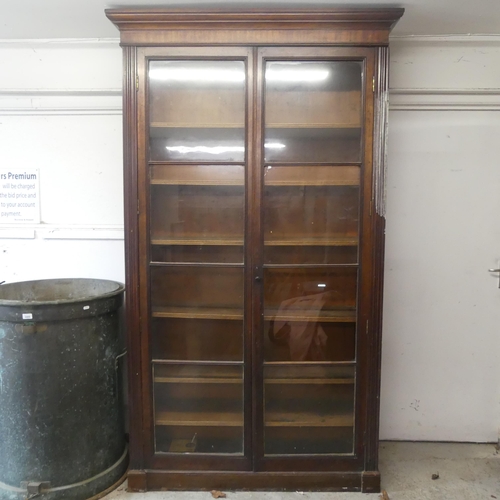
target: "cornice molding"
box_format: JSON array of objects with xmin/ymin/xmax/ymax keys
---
[
  {"xmin": 0, "ymin": 89, "xmax": 122, "ymax": 115},
  {"xmin": 390, "ymin": 34, "xmax": 500, "ymax": 44},
  {"xmin": 389, "ymin": 88, "xmax": 500, "ymax": 111},
  {"xmin": 0, "ymin": 38, "xmax": 120, "ymax": 47}
]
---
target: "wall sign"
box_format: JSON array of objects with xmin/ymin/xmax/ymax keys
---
[{"xmin": 0, "ymin": 169, "xmax": 40, "ymax": 224}]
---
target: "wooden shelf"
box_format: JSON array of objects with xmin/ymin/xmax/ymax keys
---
[
  {"xmin": 150, "ymin": 165, "xmax": 245, "ymax": 187},
  {"xmin": 265, "ymin": 237, "xmax": 357, "ymax": 247},
  {"xmin": 151, "ymin": 179, "xmax": 244, "ymax": 186},
  {"xmin": 150, "ymin": 164, "xmax": 359, "ymax": 187},
  {"xmin": 267, "ymin": 123, "xmax": 360, "ymax": 129},
  {"xmin": 266, "ymin": 180, "xmax": 358, "ymax": 187},
  {"xmin": 266, "ymin": 308, "xmax": 356, "ymax": 323},
  {"xmin": 151, "ymin": 238, "xmax": 243, "ymax": 246},
  {"xmin": 150, "ymin": 237, "xmax": 357, "ymax": 247},
  {"xmin": 155, "ymin": 410, "xmax": 353, "ymax": 428},
  {"xmin": 154, "ymin": 376, "xmax": 353, "ymax": 385},
  {"xmin": 265, "ymin": 378, "xmax": 354, "ymax": 385},
  {"xmin": 151, "ymin": 306, "xmax": 355, "ymax": 323},
  {"xmin": 156, "ymin": 410, "xmax": 243, "ymax": 427},
  {"xmin": 150, "ymin": 123, "xmax": 360, "ymax": 130},
  {"xmin": 151, "ymin": 179, "xmax": 358, "ymax": 187},
  {"xmin": 155, "ymin": 376, "xmax": 242, "ymax": 384},
  {"xmin": 152, "ymin": 306, "xmax": 243, "ymax": 320},
  {"xmin": 150, "ymin": 122, "xmax": 243, "ymax": 129},
  {"xmin": 265, "ymin": 411, "xmax": 353, "ymax": 428}
]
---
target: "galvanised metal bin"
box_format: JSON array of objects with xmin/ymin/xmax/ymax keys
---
[{"xmin": 0, "ymin": 278, "xmax": 127, "ymax": 500}]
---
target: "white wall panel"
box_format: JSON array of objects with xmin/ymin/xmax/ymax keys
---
[
  {"xmin": 0, "ymin": 114, "xmax": 123, "ymax": 225},
  {"xmin": 380, "ymin": 110, "xmax": 500, "ymax": 442},
  {"xmin": 390, "ymin": 36, "xmax": 500, "ymax": 91},
  {"xmin": 0, "ymin": 238, "xmax": 125, "ymax": 283},
  {"xmin": 0, "ymin": 40, "xmax": 121, "ymax": 90}
]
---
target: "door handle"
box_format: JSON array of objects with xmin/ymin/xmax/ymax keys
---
[
  {"xmin": 254, "ymin": 267, "xmax": 262, "ymax": 283},
  {"xmin": 488, "ymin": 268, "xmax": 500, "ymax": 288}
]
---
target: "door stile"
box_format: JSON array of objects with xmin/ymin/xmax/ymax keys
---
[
  {"xmin": 136, "ymin": 46, "xmax": 154, "ymax": 466},
  {"xmin": 244, "ymin": 47, "xmax": 256, "ymax": 466},
  {"xmin": 353, "ymin": 48, "xmax": 377, "ymax": 462},
  {"xmin": 251, "ymin": 46, "xmax": 266, "ymax": 470},
  {"xmin": 122, "ymin": 44, "xmax": 145, "ymax": 471}
]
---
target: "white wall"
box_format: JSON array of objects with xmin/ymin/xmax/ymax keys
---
[
  {"xmin": 0, "ymin": 40, "xmax": 124, "ymax": 283},
  {"xmin": 1, "ymin": 36, "xmax": 500, "ymax": 443},
  {"xmin": 381, "ymin": 36, "xmax": 500, "ymax": 442}
]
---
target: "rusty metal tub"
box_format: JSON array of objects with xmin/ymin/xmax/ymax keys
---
[{"xmin": 0, "ymin": 278, "xmax": 127, "ymax": 500}]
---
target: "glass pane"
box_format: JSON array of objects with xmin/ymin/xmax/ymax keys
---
[
  {"xmin": 264, "ymin": 61, "xmax": 362, "ymax": 163},
  {"xmin": 150, "ymin": 165, "xmax": 244, "ymax": 264},
  {"xmin": 263, "ymin": 268, "xmax": 357, "ymax": 362},
  {"xmin": 264, "ymin": 365, "xmax": 354, "ymax": 455},
  {"xmin": 149, "ymin": 60, "xmax": 246, "ymax": 162},
  {"xmin": 263, "ymin": 166, "xmax": 359, "ymax": 265},
  {"xmin": 154, "ymin": 364, "xmax": 243, "ymax": 454},
  {"xmin": 152, "ymin": 318, "xmax": 243, "ymax": 362},
  {"xmin": 150, "ymin": 266, "xmax": 244, "ymax": 314}
]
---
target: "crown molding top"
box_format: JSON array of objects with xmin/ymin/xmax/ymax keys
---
[
  {"xmin": 105, "ymin": 7, "xmax": 404, "ymax": 46},
  {"xmin": 105, "ymin": 7, "xmax": 405, "ymax": 27}
]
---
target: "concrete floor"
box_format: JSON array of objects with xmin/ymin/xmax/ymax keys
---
[{"xmin": 104, "ymin": 442, "xmax": 500, "ymax": 500}]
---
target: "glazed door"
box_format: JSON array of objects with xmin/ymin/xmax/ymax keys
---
[
  {"xmin": 253, "ymin": 47, "xmax": 376, "ymax": 471},
  {"xmin": 138, "ymin": 47, "xmax": 254, "ymax": 471},
  {"xmin": 138, "ymin": 45, "xmax": 376, "ymax": 472}
]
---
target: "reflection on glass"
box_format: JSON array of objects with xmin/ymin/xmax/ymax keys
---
[
  {"xmin": 149, "ymin": 65, "xmax": 245, "ymax": 83},
  {"xmin": 263, "ymin": 268, "xmax": 357, "ymax": 362},
  {"xmin": 154, "ymin": 363, "xmax": 243, "ymax": 454},
  {"xmin": 264, "ymin": 61, "xmax": 362, "ymax": 163},
  {"xmin": 264, "ymin": 365, "xmax": 355, "ymax": 455},
  {"xmin": 265, "ymin": 319, "xmax": 355, "ymax": 362},
  {"xmin": 149, "ymin": 60, "xmax": 246, "ymax": 162}
]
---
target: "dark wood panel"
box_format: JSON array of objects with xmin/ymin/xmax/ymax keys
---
[
  {"xmin": 141, "ymin": 469, "xmax": 369, "ymax": 490},
  {"xmin": 121, "ymin": 45, "xmax": 144, "ymax": 470}
]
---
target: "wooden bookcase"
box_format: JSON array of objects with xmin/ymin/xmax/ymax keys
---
[{"xmin": 106, "ymin": 7, "xmax": 404, "ymax": 492}]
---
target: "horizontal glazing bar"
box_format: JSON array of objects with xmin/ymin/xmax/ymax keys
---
[
  {"xmin": 263, "ymin": 264, "xmax": 358, "ymax": 269},
  {"xmin": 150, "ymin": 262, "xmax": 245, "ymax": 268},
  {"xmin": 152, "ymin": 359, "xmax": 244, "ymax": 366},
  {"xmin": 263, "ymin": 361, "xmax": 356, "ymax": 366}
]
